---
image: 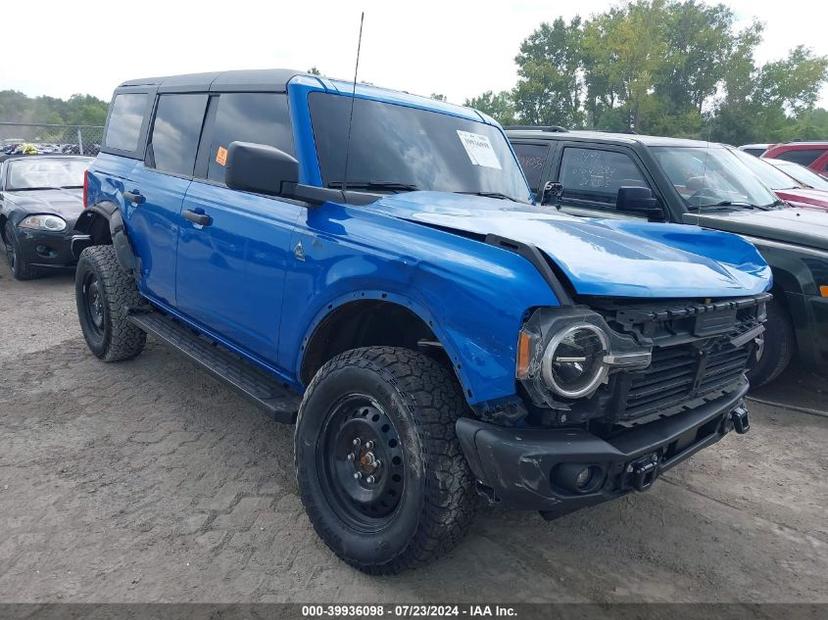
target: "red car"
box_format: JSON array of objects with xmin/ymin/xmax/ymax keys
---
[
  {"xmin": 763, "ymin": 142, "xmax": 828, "ymax": 179},
  {"xmin": 731, "ymin": 148, "xmax": 828, "ymax": 211}
]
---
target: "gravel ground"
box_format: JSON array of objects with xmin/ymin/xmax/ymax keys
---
[{"xmin": 0, "ymin": 260, "xmax": 826, "ymax": 604}]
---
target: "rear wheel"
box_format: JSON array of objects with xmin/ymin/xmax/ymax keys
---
[
  {"xmin": 295, "ymin": 346, "xmax": 476, "ymax": 574},
  {"xmin": 747, "ymin": 299, "xmax": 795, "ymax": 388},
  {"xmin": 3, "ymin": 221, "xmax": 37, "ymax": 280},
  {"xmin": 75, "ymin": 245, "xmax": 146, "ymax": 361}
]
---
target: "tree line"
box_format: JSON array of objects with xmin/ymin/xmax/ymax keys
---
[
  {"xmin": 465, "ymin": 0, "xmax": 828, "ymax": 145},
  {"xmin": 4, "ymin": 1, "xmax": 827, "ymax": 146},
  {"xmin": 0, "ymin": 90, "xmax": 108, "ymax": 126}
]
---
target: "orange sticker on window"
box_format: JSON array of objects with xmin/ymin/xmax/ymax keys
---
[{"xmin": 215, "ymin": 146, "xmax": 228, "ymax": 166}]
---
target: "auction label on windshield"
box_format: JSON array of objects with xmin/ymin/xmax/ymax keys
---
[{"xmin": 456, "ymin": 130, "xmax": 502, "ymax": 169}]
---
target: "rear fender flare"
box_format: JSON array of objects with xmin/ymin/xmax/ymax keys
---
[{"xmin": 74, "ymin": 202, "xmax": 137, "ymax": 275}]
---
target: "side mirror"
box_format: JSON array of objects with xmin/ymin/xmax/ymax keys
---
[
  {"xmin": 616, "ymin": 186, "xmax": 662, "ymax": 218},
  {"xmin": 225, "ymin": 141, "xmax": 299, "ymax": 196}
]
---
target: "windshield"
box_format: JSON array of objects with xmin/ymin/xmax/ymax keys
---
[
  {"xmin": 731, "ymin": 148, "xmax": 800, "ymax": 190},
  {"xmin": 6, "ymin": 158, "xmax": 90, "ymax": 190},
  {"xmin": 767, "ymin": 159, "xmax": 828, "ymax": 191},
  {"xmin": 652, "ymin": 146, "xmax": 779, "ymax": 209},
  {"xmin": 309, "ymin": 93, "xmax": 530, "ymax": 202}
]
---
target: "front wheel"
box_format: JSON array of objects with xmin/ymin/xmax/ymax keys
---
[
  {"xmin": 295, "ymin": 346, "xmax": 477, "ymax": 574},
  {"xmin": 75, "ymin": 245, "xmax": 146, "ymax": 361},
  {"xmin": 4, "ymin": 221, "xmax": 37, "ymax": 280},
  {"xmin": 747, "ymin": 299, "xmax": 795, "ymax": 388}
]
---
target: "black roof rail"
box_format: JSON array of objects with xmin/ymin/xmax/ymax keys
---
[{"xmin": 504, "ymin": 125, "xmax": 568, "ymax": 132}]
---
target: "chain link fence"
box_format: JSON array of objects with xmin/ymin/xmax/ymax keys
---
[{"xmin": 0, "ymin": 122, "xmax": 105, "ymax": 156}]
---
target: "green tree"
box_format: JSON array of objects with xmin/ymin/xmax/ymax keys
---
[
  {"xmin": 513, "ymin": 17, "xmax": 585, "ymax": 127},
  {"xmin": 464, "ymin": 91, "xmax": 517, "ymax": 126}
]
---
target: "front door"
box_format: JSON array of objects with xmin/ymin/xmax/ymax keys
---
[{"xmin": 175, "ymin": 92, "xmax": 303, "ymax": 366}]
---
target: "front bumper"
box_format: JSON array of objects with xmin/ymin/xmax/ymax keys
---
[
  {"xmin": 456, "ymin": 381, "xmax": 750, "ymax": 519},
  {"xmin": 15, "ymin": 227, "xmax": 86, "ymax": 269}
]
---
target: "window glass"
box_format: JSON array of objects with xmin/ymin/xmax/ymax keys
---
[
  {"xmin": 309, "ymin": 93, "xmax": 529, "ymax": 202},
  {"xmin": 148, "ymin": 94, "xmax": 208, "ymax": 177},
  {"xmin": 206, "ymin": 93, "xmax": 294, "ymax": 182},
  {"xmin": 105, "ymin": 93, "xmax": 148, "ymax": 152},
  {"xmin": 769, "ymin": 160, "xmax": 828, "ymax": 190},
  {"xmin": 652, "ymin": 146, "xmax": 777, "ymax": 209},
  {"xmin": 731, "ymin": 148, "xmax": 799, "ymax": 190},
  {"xmin": 559, "ymin": 147, "xmax": 649, "ymax": 204},
  {"xmin": 512, "ymin": 143, "xmax": 549, "ymax": 193},
  {"xmin": 6, "ymin": 158, "xmax": 91, "ymax": 190},
  {"xmin": 776, "ymin": 149, "xmax": 826, "ymax": 166}
]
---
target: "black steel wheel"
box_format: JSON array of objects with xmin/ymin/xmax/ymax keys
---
[
  {"xmin": 318, "ymin": 394, "xmax": 406, "ymax": 529},
  {"xmin": 295, "ymin": 346, "xmax": 477, "ymax": 574}
]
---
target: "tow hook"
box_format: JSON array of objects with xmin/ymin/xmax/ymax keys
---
[
  {"xmin": 630, "ymin": 453, "xmax": 660, "ymax": 491},
  {"xmin": 731, "ymin": 405, "xmax": 750, "ymax": 434}
]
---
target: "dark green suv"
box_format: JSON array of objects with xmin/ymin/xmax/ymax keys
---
[{"xmin": 508, "ymin": 128, "xmax": 828, "ymax": 386}]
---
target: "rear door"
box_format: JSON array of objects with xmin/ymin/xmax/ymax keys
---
[
  {"xmin": 175, "ymin": 92, "xmax": 303, "ymax": 365},
  {"xmin": 125, "ymin": 93, "xmax": 208, "ymax": 306}
]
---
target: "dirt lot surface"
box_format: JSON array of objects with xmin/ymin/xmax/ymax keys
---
[{"xmin": 1, "ymin": 260, "xmax": 826, "ymax": 604}]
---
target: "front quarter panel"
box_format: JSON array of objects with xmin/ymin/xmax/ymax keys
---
[{"xmin": 282, "ymin": 202, "xmax": 561, "ymax": 406}]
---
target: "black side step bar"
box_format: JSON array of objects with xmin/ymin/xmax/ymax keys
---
[{"xmin": 128, "ymin": 311, "xmax": 299, "ymax": 423}]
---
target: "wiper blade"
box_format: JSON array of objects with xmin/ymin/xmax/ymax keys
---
[
  {"xmin": 328, "ymin": 180, "xmax": 419, "ymax": 193},
  {"xmin": 455, "ymin": 191, "xmax": 516, "ymax": 201}
]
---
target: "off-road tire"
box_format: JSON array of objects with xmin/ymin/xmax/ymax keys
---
[
  {"xmin": 75, "ymin": 245, "xmax": 146, "ymax": 361},
  {"xmin": 747, "ymin": 299, "xmax": 795, "ymax": 388},
  {"xmin": 295, "ymin": 346, "xmax": 477, "ymax": 574},
  {"xmin": 3, "ymin": 221, "xmax": 37, "ymax": 280}
]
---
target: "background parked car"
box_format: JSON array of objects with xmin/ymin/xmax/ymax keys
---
[
  {"xmin": 730, "ymin": 147, "xmax": 828, "ymax": 211},
  {"xmin": 763, "ymin": 142, "xmax": 828, "ymax": 178},
  {"xmin": 0, "ymin": 154, "xmax": 92, "ymax": 280},
  {"xmin": 738, "ymin": 143, "xmax": 773, "ymax": 157},
  {"xmin": 765, "ymin": 158, "xmax": 828, "ymax": 192},
  {"xmin": 508, "ymin": 129, "xmax": 828, "ymax": 387}
]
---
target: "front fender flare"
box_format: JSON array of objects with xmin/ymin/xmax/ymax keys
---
[{"xmin": 296, "ymin": 289, "xmax": 478, "ymax": 399}]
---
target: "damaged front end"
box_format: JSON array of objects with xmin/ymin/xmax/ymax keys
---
[{"xmin": 456, "ymin": 293, "xmax": 769, "ymax": 517}]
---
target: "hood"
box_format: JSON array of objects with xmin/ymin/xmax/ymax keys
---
[
  {"xmin": 367, "ymin": 192, "xmax": 770, "ymax": 299},
  {"xmin": 4, "ymin": 188, "xmax": 84, "ymax": 221},
  {"xmin": 774, "ymin": 188, "xmax": 828, "ymax": 210},
  {"xmin": 684, "ymin": 206, "xmax": 828, "ymax": 252}
]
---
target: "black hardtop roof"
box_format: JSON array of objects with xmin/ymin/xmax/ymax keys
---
[
  {"xmin": 118, "ymin": 68, "xmax": 307, "ymax": 93},
  {"xmin": 506, "ymin": 128, "xmax": 715, "ymax": 149}
]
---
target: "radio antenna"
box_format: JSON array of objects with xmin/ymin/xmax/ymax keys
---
[{"xmin": 341, "ymin": 11, "xmax": 364, "ymax": 195}]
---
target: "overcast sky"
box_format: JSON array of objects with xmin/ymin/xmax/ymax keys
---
[{"xmin": 2, "ymin": 0, "xmax": 826, "ymax": 106}]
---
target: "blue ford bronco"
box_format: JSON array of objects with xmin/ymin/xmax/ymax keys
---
[{"xmin": 74, "ymin": 69, "xmax": 771, "ymax": 573}]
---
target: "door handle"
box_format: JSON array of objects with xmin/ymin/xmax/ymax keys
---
[
  {"xmin": 183, "ymin": 209, "xmax": 212, "ymax": 227},
  {"xmin": 123, "ymin": 190, "xmax": 145, "ymax": 204}
]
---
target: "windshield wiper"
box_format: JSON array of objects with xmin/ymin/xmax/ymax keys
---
[
  {"xmin": 695, "ymin": 200, "xmax": 766, "ymax": 211},
  {"xmin": 455, "ymin": 191, "xmax": 517, "ymax": 202},
  {"xmin": 328, "ymin": 180, "xmax": 419, "ymax": 193}
]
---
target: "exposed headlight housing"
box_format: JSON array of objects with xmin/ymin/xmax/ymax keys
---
[
  {"xmin": 541, "ymin": 323, "xmax": 609, "ymax": 398},
  {"xmin": 517, "ymin": 308, "xmax": 652, "ymax": 406},
  {"xmin": 19, "ymin": 214, "xmax": 67, "ymax": 232}
]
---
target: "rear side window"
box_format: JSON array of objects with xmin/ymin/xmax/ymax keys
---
[
  {"xmin": 777, "ymin": 149, "xmax": 826, "ymax": 166},
  {"xmin": 206, "ymin": 93, "xmax": 294, "ymax": 183},
  {"xmin": 512, "ymin": 143, "xmax": 549, "ymax": 194},
  {"xmin": 559, "ymin": 147, "xmax": 649, "ymax": 204},
  {"xmin": 105, "ymin": 93, "xmax": 148, "ymax": 152},
  {"xmin": 148, "ymin": 94, "xmax": 208, "ymax": 177}
]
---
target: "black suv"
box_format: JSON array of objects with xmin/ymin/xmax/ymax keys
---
[{"xmin": 508, "ymin": 128, "xmax": 828, "ymax": 386}]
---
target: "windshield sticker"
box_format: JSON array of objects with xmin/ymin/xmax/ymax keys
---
[
  {"xmin": 215, "ymin": 146, "xmax": 228, "ymax": 166},
  {"xmin": 456, "ymin": 130, "xmax": 502, "ymax": 170}
]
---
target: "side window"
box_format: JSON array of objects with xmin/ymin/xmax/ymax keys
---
[
  {"xmin": 105, "ymin": 93, "xmax": 148, "ymax": 152},
  {"xmin": 777, "ymin": 149, "xmax": 826, "ymax": 167},
  {"xmin": 559, "ymin": 147, "xmax": 649, "ymax": 206},
  {"xmin": 512, "ymin": 143, "xmax": 549, "ymax": 194},
  {"xmin": 147, "ymin": 94, "xmax": 208, "ymax": 177},
  {"xmin": 206, "ymin": 93, "xmax": 294, "ymax": 183}
]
